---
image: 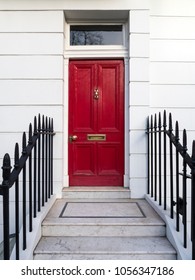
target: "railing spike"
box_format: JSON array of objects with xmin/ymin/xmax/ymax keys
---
[
  {"xmin": 22, "ymin": 132, "xmax": 27, "ymax": 155},
  {"xmin": 38, "ymin": 114, "xmax": 41, "ymax": 131},
  {"xmin": 28, "ymin": 123, "xmax": 32, "ymax": 145},
  {"xmin": 2, "ymin": 153, "xmax": 11, "ymax": 184},
  {"xmin": 146, "ymin": 116, "xmax": 150, "ymax": 132},
  {"xmin": 14, "ymin": 143, "xmax": 19, "ymax": 168},
  {"xmin": 49, "ymin": 117, "xmax": 54, "ymax": 135},
  {"xmin": 154, "ymin": 113, "xmax": 157, "ymax": 128},
  {"xmin": 163, "ymin": 110, "xmax": 167, "ymax": 128},
  {"xmin": 183, "ymin": 129, "xmax": 187, "ymax": 152},
  {"xmin": 51, "ymin": 118, "xmax": 54, "ymax": 131},
  {"xmin": 175, "ymin": 121, "xmax": 179, "ymax": 142},
  {"xmin": 158, "ymin": 112, "xmax": 161, "ymax": 128},
  {"xmin": 150, "ymin": 115, "xmax": 153, "ymax": 128},
  {"xmin": 34, "ymin": 116, "xmax": 37, "ymax": 135},
  {"xmin": 45, "ymin": 116, "xmax": 48, "ymax": 130},
  {"xmin": 169, "ymin": 113, "xmax": 173, "ymax": 132},
  {"xmin": 42, "ymin": 115, "xmax": 45, "ymax": 131}
]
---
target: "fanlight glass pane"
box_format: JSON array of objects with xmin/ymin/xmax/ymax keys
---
[{"xmin": 70, "ymin": 25, "xmax": 123, "ymax": 46}]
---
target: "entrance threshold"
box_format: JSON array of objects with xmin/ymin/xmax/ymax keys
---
[{"xmin": 62, "ymin": 187, "xmax": 130, "ymax": 199}]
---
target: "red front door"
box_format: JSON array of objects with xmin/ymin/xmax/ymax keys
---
[{"xmin": 68, "ymin": 60, "xmax": 124, "ymax": 186}]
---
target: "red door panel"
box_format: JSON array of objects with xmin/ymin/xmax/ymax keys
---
[
  {"xmin": 70, "ymin": 63, "xmax": 96, "ymax": 132},
  {"xmin": 73, "ymin": 143, "xmax": 96, "ymax": 175},
  {"xmin": 69, "ymin": 60, "xmax": 124, "ymax": 186},
  {"xmin": 98, "ymin": 143, "xmax": 121, "ymax": 175},
  {"xmin": 98, "ymin": 63, "xmax": 120, "ymax": 132}
]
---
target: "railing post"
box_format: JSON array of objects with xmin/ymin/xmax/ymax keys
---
[
  {"xmin": 28, "ymin": 123, "xmax": 33, "ymax": 232},
  {"xmin": 33, "ymin": 117, "xmax": 37, "ymax": 218},
  {"xmin": 191, "ymin": 140, "xmax": 195, "ymax": 259},
  {"xmin": 48, "ymin": 118, "xmax": 51, "ymax": 198},
  {"xmin": 163, "ymin": 110, "xmax": 167, "ymax": 210},
  {"xmin": 169, "ymin": 113, "xmax": 174, "ymax": 218},
  {"xmin": 22, "ymin": 132, "xmax": 27, "ymax": 250},
  {"xmin": 1, "ymin": 153, "xmax": 12, "ymax": 260},
  {"xmin": 150, "ymin": 115, "xmax": 154, "ymax": 198},
  {"xmin": 158, "ymin": 112, "xmax": 162, "ymax": 205},
  {"xmin": 14, "ymin": 143, "xmax": 20, "ymax": 260},
  {"xmin": 45, "ymin": 117, "xmax": 48, "ymax": 202},
  {"xmin": 147, "ymin": 117, "xmax": 150, "ymax": 194},
  {"xmin": 50, "ymin": 118, "xmax": 54, "ymax": 195},
  {"xmin": 37, "ymin": 114, "xmax": 41, "ymax": 212},
  {"xmin": 182, "ymin": 129, "xmax": 187, "ymax": 248},
  {"xmin": 154, "ymin": 114, "xmax": 157, "ymax": 201},
  {"xmin": 48, "ymin": 118, "xmax": 52, "ymax": 198},
  {"xmin": 42, "ymin": 115, "xmax": 45, "ymax": 206},
  {"xmin": 175, "ymin": 121, "xmax": 180, "ymax": 232}
]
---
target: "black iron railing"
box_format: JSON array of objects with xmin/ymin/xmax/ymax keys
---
[
  {"xmin": 0, "ymin": 115, "xmax": 55, "ymax": 260},
  {"xmin": 147, "ymin": 110, "xmax": 195, "ymax": 259}
]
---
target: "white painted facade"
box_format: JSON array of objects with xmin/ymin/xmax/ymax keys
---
[{"xmin": 0, "ymin": 0, "xmax": 195, "ymax": 243}]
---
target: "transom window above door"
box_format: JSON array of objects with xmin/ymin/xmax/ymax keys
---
[{"xmin": 70, "ymin": 25, "xmax": 123, "ymax": 46}]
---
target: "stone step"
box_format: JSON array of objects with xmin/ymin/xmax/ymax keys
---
[
  {"xmin": 34, "ymin": 192, "xmax": 177, "ymax": 260},
  {"xmin": 42, "ymin": 223, "xmax": 165, "ymax": 237},
  {"xmin": 62, "ymin": 187, "xmax": 130, "ymax": 199},
  {"xmin": 34, "ymin": 236, "xmax": 176, "ymax": 260},
  {"xmin": 42, "ymin": 199, "xmax": 166, "ymax": 237}
]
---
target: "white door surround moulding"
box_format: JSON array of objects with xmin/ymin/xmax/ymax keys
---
[{"xmin": 63, "ymin": 15, "xmax": 129, "ymax": 188}]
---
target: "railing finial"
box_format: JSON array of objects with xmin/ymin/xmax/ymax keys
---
[
  {"xmin": 163, "ymin": 110, "xmax": 167, "ymax": 128},
  {"xmin": 151, "ymin": 114, "xmax": 153, "ymax": 128},
  {"xmin": 51, "ymin": 118, "xmax": 54, "ymax": 131},
  {"xmin": 38, "ymin": 114, "xmax": 41, "ymax": 131},
  {"xmin": 147, "ymin": 116, "xmax": 149, "ymax": 131},
  {"xmin": 22, "ymin": 132, "xmax": 27, "ymax": 155},
  {"xmin": 158, "ymin": 112, "xmax": 161, "ymax": 128},
  {"xmin": 28, "ymin": 123, "xmax": 33, "ymax": 145},
  {"xmin": 183, "ymin": 129, "xmax": 187, "ymax": 152},
  {"xmin": 169, "ymin": 113, "xmax": 173, "ymax": 132},
  {"xmin": 14, "ymin": 143, "xmax": 19, "ymax": 169},
  {"xmin": 2, "ymin": 153, "xmax": 11, "ymax": 185},
  {"xmin": 175, "ymin": 121, "xmax": 179, "ymax": 142},
  {"xmin": 154, "ymin": 113, "xmax": 157, "ymax": 128},
  {"xmin": 42, "ymin": 115, "xmax": 45, "ymax": 132},
  {"xmin": 34, "ymin": 116, "xmax": 37, "ymax": 135}
]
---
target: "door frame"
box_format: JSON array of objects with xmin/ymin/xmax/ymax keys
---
[
  {"xmin": 64, "ymin": 57, "xmax": 129, "ymax": 188},
  {"xmin": 63, "ymin": 23, "xmax": 129, "ymax": 188}
]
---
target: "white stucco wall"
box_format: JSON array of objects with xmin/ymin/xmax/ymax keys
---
[
  {"xmin": 150, "ymin": 0, "xmax": 195, "ymax": 225},
  {"xmin": 0, "ymin": 9, "xmax": 65, "ymax": 243},
  {"xmin": 0, "ymin": 10, "xmax": 65, "ymax": 194},
  {"xmin": 129, "ymin": 9, "xmax": 150, "ymax": 198}
]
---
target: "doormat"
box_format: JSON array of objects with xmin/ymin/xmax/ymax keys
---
[{"xmin": 59, "ymin": 202, "xmax": 145, "ymax": 218}]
